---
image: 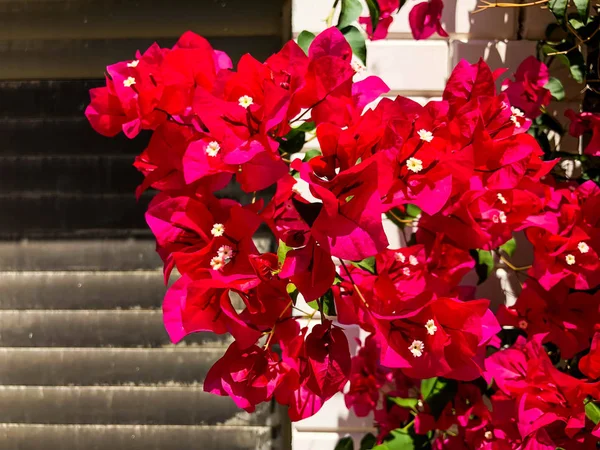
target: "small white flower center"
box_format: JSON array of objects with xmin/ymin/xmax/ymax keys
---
[
  {"xmin": 211, "ymin": 223, "xmax": 225, "ymax": 237},
  {"xmin": 578, "ymin": 242, "xmax": 590, "ymax": 254},
  {"xmin": 123, "ymin": 76, "xmax": 136, "ymax": 87},
  {"xmin": 409, "ymin": 340, "xmax": 424, "ymax": 357},
  {"xmin": 395, "ymin": 252, "xmax": 406, "ymax": 263},
  {"xmin": 510, "ymin": 107, "xmax": 524, "ymax": 128},
  {"xmin": 217, "ymin": 245, "xmax": 233, "ymax": 260},
  {"xmin": 409, "ymin": 255, "xmax": 418, "ymax": 266},
  {"xmin": 425, "ymin": 319, "xmax": 437, "ymax": 336},
  {"xmin": 210, "ymin": 256, "xmax": 225, "ymax": 271},
  {"xmin": 206, "ymin": 141, "xmax": 221, "ymax": 157},
  {"xmin": 417, "ymin": 129, "xmax": 433, "ymax": 143},
  {"xmin": 565, "ymin": 254, "xmax": 576, "ymax": 265},
  {"xmin": 406, "ymin": 157, "xmax": 423, "ymax": 173},
  {"xmin": 402, "ymin": 267, "xmax": 411, "ymax": 276},
  {"xmin": 238, "ymin": 95, "xmax": 254, "ymax": 108},
  {"xmin": 499, "ymin": 211, "xmax": 507, "ymax": 224},
  {"xmin": 497, "ymin": 193, "xmax": 508, "ymax": 205},
  {"xmin": 484, "ymin": 431, "xmax": 493, "ymax": 440},
  {"xmin": 127, "ymin": 60, "xmax": 139, "ymax": 68}
]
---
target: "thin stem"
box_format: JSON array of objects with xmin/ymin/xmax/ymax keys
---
[
  {"xmin": 388, "ymin": 209, "xmax": 415, "ymax": 224},
  {"xmin": 500, "ymin": 255, "xmax": 532, "ymax": 272},
  {"xmin": 264, "ymin": 300, "xmax": 293, "ymax": 349},
  {"xmin": 338, "ymin": 259, "xmax": 370, "ymax": 308},
  {"xmin": 325, "ymin": 0, "xmax": 340, "ymax": 27},
  {"xmin": 473, "ymin": 0, "xmax": 548, "ymax": 13}
]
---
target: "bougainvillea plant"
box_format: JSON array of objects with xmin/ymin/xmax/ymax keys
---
[{"xmin": 85, "ymin": 1, "xmax": 600, "ymax": 448}]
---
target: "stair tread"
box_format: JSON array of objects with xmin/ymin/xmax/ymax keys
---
[
  {"xmin": 0, "ymin": 347, "xmax": 224, "ymax": 386},
  {"xmin": 0, "ymin": 386, "xmax": 270, "ymax": 425},
  {"xmin": 0, "ymin": 423, "xmax": 273, "ymax": 450},
  {"xmin": 0, "ymin": 270, "xmax": 165, "ymax": 309},
  {"xmin": 0, "ymin": 36, "xmax": 281, "ymax": 80},
  {"xmin": 0, "ymin": 239, "xmax": 160, "ymax": 270},
  {"xmin": 0, "ymin": 310, "xmax": 231, "ymax": 348}
]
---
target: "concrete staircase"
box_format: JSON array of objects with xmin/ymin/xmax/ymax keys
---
[{"xmin": 0, "ymin": 79, "xmax": 281, "ymax": 449}]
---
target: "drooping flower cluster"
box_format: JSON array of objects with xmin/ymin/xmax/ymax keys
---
[{"xmin": 86, "ymin": 28, "xmax": 600, "ymax": 447}]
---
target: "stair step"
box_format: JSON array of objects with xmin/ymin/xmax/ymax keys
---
[
  {"xmin": 0, "ymin": 271, "xmax": 165, "ymax": 309},
  {"xmin": 0, "ymin": 423, "xmax": 273, "ymax": 450},
  {"xmin": 0, "ymin": 240, "xmax": 160, "ymax": 271},
  {"xmin": 0, "ymin": 193, "xmax": 150, "ymax": 233},
  {"xmin": 0, "ymin": 117, "xmax": 149, "ymax": 156},
  {"xmin": 0, "ymin": 155, "xmax": 141, "ymax": 193},
  {"xmin": 0, "ymin": 0, "xmax": 282, "ymax": 41},
  {"xmin": 0, "ymin": 310, "xmax": 230, "ymax": 348},
  {"xmin": 0, "ymin": 348, "xmax": 224, "ymax": 386},
  {"xmin": 0, "ymin": 80, "xmax": 102, "ymax": 116},
  {"xmin": 0, "ymin": 386, "xmax": 270, "ymax": 425},
  {"xmin": 0, "ymin": 36, "xmax": 281, "ymax": 80}
]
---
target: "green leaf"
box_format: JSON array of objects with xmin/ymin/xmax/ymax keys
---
[
  {"xmin": 286, "ymin": 283, "xmax": 299, "ymax": 302},
  {"xmin": 338, "ymin": 0, "xmax": 363, "ymax": 29},
  {"xmin": 472, "ymin": 249, "xmax": 495, "ymax": 284},
  {"xmin": 293, "ymin": 121, "xmax": 316, "ymax": 133},
  {"xmin": 500, "ymin": 237, "xmax": 517, "ymax": 258},
  {"xmin": 280, "ymin": 128, "xmax": 306, "ymax": 154},
  {"xmin": 365, "ymin": 0, "xmax": 381, "ymax": 35},
  {"xmin": 277, "ymin": 240, "xmax": 292, "ymax": 266},
  {"xmin": 572, "ymin": 0, "xmax": 589, "ymax": 18},
  {"xmin": 420, "ymin": 377, "xmax": 457, "ymax": 420},
  {"xmin": 544, "ymin": 77, "xmax": 565, "ymax": 101},
  {"xmin": 303, "ymin": 149, "xmax": 322, "ymax": 162},
  {"xmin": 421, "ymin": 377, "xmax": 445, "ymax": 401},
  {"xmin": 307, "ymin": 289, "xmax": 337, "ymax": 316},
  {"xmin": 538, "ymin": 112, "xmax": 565, "ymax": 135},
  {"xmin": 406, "ymin": 204, "xmax": 421, "ymax": 218},
  {"xmin": 335, "ymin": 436, "xmax": 354, "ymax": 450},
  {"xmin": 360, "ymin": 433, "xmax": 377, "ymax": 450},
  {"xmin": 548, "ymin": 0, "xmax": 568, "ymax": 23},
  {"xmin": 374, "ymin": 430, "xmax": 415, "ymax": 450},
  {"xmin": 585, "ymin": 399, "xmax": 600, "ymax": 424},
  {"xmin": 341, "ymin": 25, "xmax": 367, "ymax": 65},
  {"xmin": 567, "ymin": 50, "xmax": 586, "ymax": 83},
  {"xmin": 389, "ymin": 397, "xmax": 418, "ymax": 410},
  {"xmin": 298, "ymin": 30, "xmax": 316, "ymax": 55},
  {"xmin": 350, "ymin": 256, "xmax": 376, "ymax": 274}
]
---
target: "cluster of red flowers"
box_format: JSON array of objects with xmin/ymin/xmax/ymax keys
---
[
  {"xmin": 360, "ymin": 0, "xmax": 448, "ymax": 41},
  {"xmin": 86, "ymin": 27, "xmax": 600, "ymax": 448}
]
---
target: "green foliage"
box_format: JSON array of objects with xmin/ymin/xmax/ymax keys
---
[
  {"xmin": 389, "ymin": 397, "xmax": 419, "ymax": 411},
  {"xmin": 572, "ymin": 0, "xmax": 589, "ymax": 18},
  {"xmin": 499, "ymin": 237, "xmax": 517, "ymax": 258},
  {"xmin": 303, "ymin": 149, "xmax": 322, "ymax": 162},
  {"xmin": 471, "ymin": 249, "xmax": 494, "ymax": 284},
  {"xmin": 335, "ymin": 436, "xmax": 354, "ymax": 450},
  {"xmin": 277, "ymin": 240, "xmax": 292, "ymax": 266},
  {"xmin": 365, "ymin": 0, "xmax": 381, "ymax": 34},
  {"xmin": 298, "ymin": 30, "xmax": 316, "ymax": 55},
  {"xmin": 548, "ymin": 0, "xmax": 568, "ymax": 23},
  {"xmin": 338, "ymin": 0, "xmax": 363, "ymax": 29},
  {"xmin": 421, "ymin": 377, "xmax": 458, "ymax": 419},
  {"xmin": 341, "ymin": 25, "xmax": 367, "ymax": 64},
  {"xmin": 350, "ymin": 256, "xmax": 376, "ymax": 274},
  {"xmin": 544, "ymin": 77, "xmax": 565, "ymax": 101},
  {"xmin": 373, "ymin": 430, "xmax": 415, "ymax": 450},
  {"xmin": 360, "ymin": 433, "xmax": 377, "ymax": 450},
  {"xmin": 585, "ymin": 398, "xmax": 600, "ymax": 424},
  {"xmin": 307, "ymin": 288, "xmax": 337, "ymax": 316}
]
